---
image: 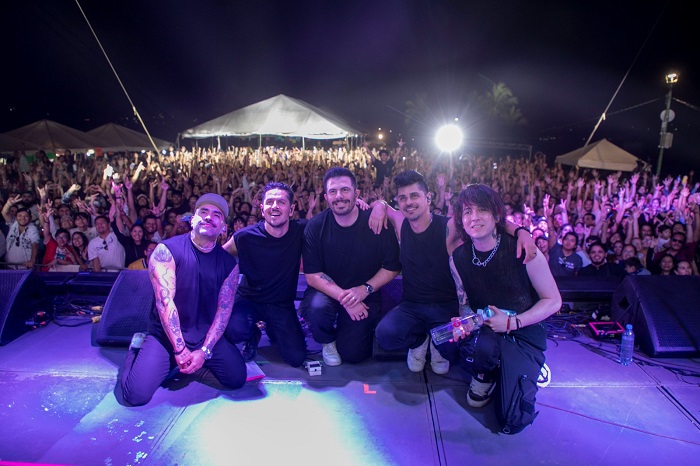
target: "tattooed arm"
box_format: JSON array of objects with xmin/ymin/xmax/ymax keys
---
[
  {"xmin": 148, "ymin": 243, "xmax": 190, "ymax": 364},
  {"xmin": 448, "ymin": 254, "xmax": 471, "ymax": 317},
  {"xmin": 201, "ymin": 264, "xmax": 240, "ymax": 356}
]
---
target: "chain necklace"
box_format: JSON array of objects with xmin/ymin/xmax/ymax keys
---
[{"xmin": 472, "ymin": 234, "xmax": 501, "ymax": 267}]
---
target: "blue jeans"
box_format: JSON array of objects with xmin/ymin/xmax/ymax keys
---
[
  {"xmin": 299, "ymin": 287, "xmax": 380, "ymax": 363},
  {"xmin": 375, "ymin": 300, "xmax": 458, "ymax": 350},
  {"xmin": 227, "ymin": 297, "xmax": 307, "ymax": 367},
  {"xmin": 120, "ymin": 334, "xmax": 247, "ymax": 406}
]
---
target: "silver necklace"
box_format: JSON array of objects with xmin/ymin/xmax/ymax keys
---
[{"xmin": 472, "ymin": 234, "xmax": 501, "ymax": 267}]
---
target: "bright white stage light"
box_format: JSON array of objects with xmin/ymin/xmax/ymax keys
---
[{"xmin": 435, "ymin": 124, "xmax": 463, "ymax": 152}]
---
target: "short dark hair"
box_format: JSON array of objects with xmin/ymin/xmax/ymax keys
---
[
  {"xmin": 323, "ymin": 167, "xmax": 356, "ymax": 192},
  {"xmin": 379, "ymin": 149, "xmax": 389, "ymax": 157},
  {"xmin": 262, "ymin": 181, "xmax": 294, "ymax": 204},
  {"xmin": 624, "ymin": 257, "xmax": 643, "ymax": 270},
  {"xmin": 453, "ymin": 184, "xmax": 506, "ymax": 243},
  {"xmin": 394, "ymin": 170, "xmax": 428, "ymax": 193},
  {"xmin": 55, "ymin": 228, "xmax": 70, "ymax": 239},
  {"xmin": 563, "ymin": 231, "xmax": 578, "ymax": 243}
]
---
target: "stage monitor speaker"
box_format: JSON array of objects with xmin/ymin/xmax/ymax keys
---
[
  {"xmin": 95, "ymin": 270, "xmax": 154, "ymax": 346},
  {"xmin": 611, "ymin": 275, "xmax": 700, "ymax": 358},
  {"xmin": 0, "ymin": 270, "xmax": 47, "ymax": 345}
]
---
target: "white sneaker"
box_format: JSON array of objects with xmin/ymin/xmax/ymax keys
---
[
  {"xmin": 407, "ymin": 336, "xmax": 430, "ymax": 372},
  {"xmin": 322, "ymin": 341, "xmax": 342, "ymax": 366},
  {"xmin": 537, "ymin": 363, "xmax": 551, "ymax": 388},
  {"xmin": 467, "ymin": 376, "xmax": 495, "ymax": 408},
  {"xmin": 430, "ymin": 341, "xmax": 450, "ymax": 375}
]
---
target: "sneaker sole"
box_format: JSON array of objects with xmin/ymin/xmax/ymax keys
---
[
  {"xmin": 431, "ymin": 362, "xmax": 450, "ymax": 375},
  {"xmin": 467, "ymin": 394, "xmax": 492, "ymax": 408},
  {"xmin": 323, "ymin": 358, "xmax": 342, "ymax": 367}
]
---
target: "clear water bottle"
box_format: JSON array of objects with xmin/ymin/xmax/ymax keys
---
[
  {"xmin": 620, "ymin": 324, "xmax": 635, "ymax": 366},
  {"xmin": 430, "ymin": 307, "xmax": 516, "ymax": 346}
]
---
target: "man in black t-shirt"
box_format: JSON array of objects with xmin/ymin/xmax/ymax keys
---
[
  {"xmin": 371, "ymin": 170, "xmax": 537, "ymax": 375},
  {"xmin": 300, "ymin": 167, "xmax": 401, "ymax": 366},
  {"xmin": 223, "ymin": 182, "xmax": 309, "ymax": 367}
]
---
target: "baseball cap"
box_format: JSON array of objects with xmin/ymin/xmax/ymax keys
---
[{"xmin": 195, "ymin": 193, "xmax": 229, "ymax": 218}]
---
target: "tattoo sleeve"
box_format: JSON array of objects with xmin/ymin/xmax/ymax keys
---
[
  {"xmin": 203, "ymin": 264, "xmax": 240, "ymax": 349},
  {"xmin": 449, "ymin": 255, "xmax": 470, "ymax": 316},
  {"xmin": 149, "ymin": 244, "xmax": 185, "ymax": 351}
]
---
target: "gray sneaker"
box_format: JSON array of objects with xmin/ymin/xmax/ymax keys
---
[
  {"xmin": 322, "ymin": 341, "xmax": 342, "ymax": 366},
  {"xmin": 430, "ymin": 341, "xmax": 450, "ymax": 375},
  {"xmin": 407, "ymin": 336, "xmax": 430, "ymax": 372}
]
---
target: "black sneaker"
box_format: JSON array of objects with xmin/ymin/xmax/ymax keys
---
[
  {"xmin": 467, "ymin": 375, "xmax": 495, "ymax": 408},
  {"xmin": 242, "ymin": 329, "xmax": 261, "ymax": 362}
]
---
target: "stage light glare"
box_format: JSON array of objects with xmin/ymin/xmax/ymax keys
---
[{"xmin": 435, "ymin": 125, "xmax": 463, "ymax": 152}]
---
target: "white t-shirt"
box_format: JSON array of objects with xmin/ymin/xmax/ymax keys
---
[
  {"xmin": 5, "ymin": 221, "xmax": 40, "ymax": 268},
  {"xmin": 87, "ymin": 232, "xmax": 125, "ymax": 271}
]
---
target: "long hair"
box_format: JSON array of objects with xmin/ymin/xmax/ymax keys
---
[{"xmin": 453, "ymin": 184, "xmax": 507, "ymax": 243}]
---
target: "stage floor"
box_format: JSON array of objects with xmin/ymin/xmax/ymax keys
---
[{"xmin": 0, "ymin": 315, "xmax": 699, "ymax": 465}]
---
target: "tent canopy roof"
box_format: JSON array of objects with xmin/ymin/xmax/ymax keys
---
[
  {"xmin": 182, "ymin": 94, "xmax": 363, "ymax": 140},
  {"xmin": 555, "ymin": 139, "xmax": 641, "ymax": 172},
  {"xmin": 87, "ymin": 123, "xmax": 173, "ymax": 152},
  {"xmin": 5, "ymin": 119, "xmax": 98, "ymax": 152}
]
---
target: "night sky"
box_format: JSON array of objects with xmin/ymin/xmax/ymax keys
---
[{"xmin": 3, "ymin": 1, "xmax": 698, "ymax": 174}]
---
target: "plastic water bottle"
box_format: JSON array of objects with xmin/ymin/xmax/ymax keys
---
[
  {"xmin": 430, "ymin": 307, "xmax": 516, "ymax": 346},
  {"xmin": 620, "ymin": 324, "xmax": 635, "ymax": 366}
]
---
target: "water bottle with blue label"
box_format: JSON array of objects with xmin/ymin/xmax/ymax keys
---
[{"xmin": 430, "ymin": 306, "xmax": 517, "ymax": 345}]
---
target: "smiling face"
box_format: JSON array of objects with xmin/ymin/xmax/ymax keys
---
[
  {"xmin": 261, "ymin": 188, "xmax": 294, "ymax": 230},
  {"xmin": 396, "ymin": 182, "xmax": 430, "ymax": 223},
  {"xmin": 325, "ymin": 176, "xmax": 358, "ymax": 218},
  {"xmin": 191, "ymin": 204, "xmax": 226, "ymax": 239},
  {"xmin": 589, "ymin": 244, "xmax": 606, "ymax": 266},
  {"xmin": 460, "ymin": 203, "xmax": 497, "ymax": 243}
]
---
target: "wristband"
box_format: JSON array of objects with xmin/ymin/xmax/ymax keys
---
[
  {"xmin": 514, "ymin": 226, "xmax": 530, "ymax": 237},
  {"xmin": 516, "ymin": 317, "xmax": 522, "ymax": 330},
  {"xmin": 506, "ymin": 316, "xmax": 511, "ymax": 334},
  {"xmin": 173, "ymin": 347, "xmax": 186, "ymax": 356}
]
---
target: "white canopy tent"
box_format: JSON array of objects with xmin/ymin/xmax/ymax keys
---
[
  {"xmin": 87, "ymin": 123, "xmax": 173, "ymax": 152},
  {"xmin": 181, "ymin": 94, "xmax": 363, "ymax": 146},
  {"xmin": 0, "ymin": 133, "xmax": 36, "ymax": 152},
  {"xmin": 5, "ymin": 119, "xmax": 98, "ymax": 153},
  {"xmin": 555, "ymin": 139, "xmax": 642, "ymax": 172}
]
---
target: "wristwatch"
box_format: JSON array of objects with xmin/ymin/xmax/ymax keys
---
[
  {"xmin": 201, "ymin": 345, "xmax": 213, "ymax": 360},
  {"xmin": 364, "ymin": 282, "xmax": 375, "ymax": 294}
]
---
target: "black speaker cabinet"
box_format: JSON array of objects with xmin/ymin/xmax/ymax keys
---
[
  {"xmin": 95, "ymin": 270, "xmax": 154, "ymax": 346},
  {"xmin": 0, "ymin": 270, "xmax": 47, "ymax": 345},
  {"xmin": 611, "ymin": 275, "xmax": 700, "ymax": 358}
]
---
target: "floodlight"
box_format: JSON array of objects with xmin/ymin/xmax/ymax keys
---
[{"xmin": 435, "ymin": 124, "xmax": 463, "ymax": 152}]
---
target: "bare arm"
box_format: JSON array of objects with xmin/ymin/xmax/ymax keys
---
[{"xmin": 202, "ymin": 264, "xmax": 240, "ymax": 354}]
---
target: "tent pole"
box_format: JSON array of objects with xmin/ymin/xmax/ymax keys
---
[{"xmin": 302, "ymin": 137, "xmax": 305, "ymax": 150}]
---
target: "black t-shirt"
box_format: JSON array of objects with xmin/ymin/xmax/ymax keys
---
[
  {"xmin": 234, "ymin": 219, "xmax": 307, "ymax": 303},
  {"xmin": 372, "ymin": 158, "xmax": 395, "ymax": 185},
  {"xmin": 302, "ymin": 208, "xmax": 401, "ymax": 297},
  {"xmin": 400, "ymin": 215, "xmax": 457, "ymax": 304},
  {"xmin": 579, "ymin": 262, "xmax": 625, "ymax": 277},
  {"xmin": 451, "ymin": 232, "xmax": 546, "ymax": 350},
  {"xmin": 148, "ymin": 233, "xmax": 237, "ymax": 348}
]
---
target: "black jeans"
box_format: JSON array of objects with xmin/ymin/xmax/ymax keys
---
[
  {"xmin": 375, "ymin": 300, "xmax": 458, "ymax": 350},
  {"xmin": 299, "ymin": 287, "xmax": 380, "ymax": 363},
  {"xmin": 227, "ymin": 297, "xmax": 307, "ymax": 367}
]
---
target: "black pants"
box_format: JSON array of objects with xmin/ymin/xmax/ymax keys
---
[
  {"xmin": 227, "ymin": 297, "xmax": 307, "ymax": 367},
  {"xmin": 120, "ymin": 334, "xmax": 247, "ymax": 406},
  {"xmin": 299, "ymin": 287, "xmax": 380, "ymax": 363}
]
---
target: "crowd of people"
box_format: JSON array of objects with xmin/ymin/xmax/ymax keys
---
[
  {"xmin": 1, "ymin": 143, "xmax": 697, "ymax": 276},
  {"xmin": 0, "ymin": 141, "xmax": 698, "ymax": 433}
]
